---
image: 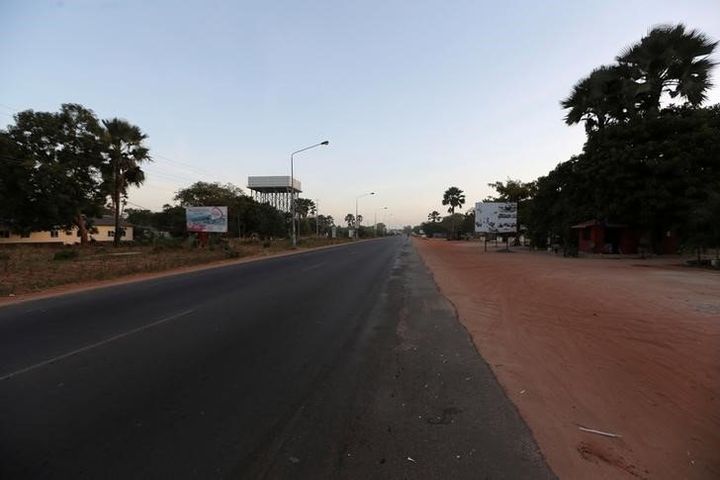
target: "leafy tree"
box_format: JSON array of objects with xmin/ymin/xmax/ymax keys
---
[
  {"xmin": 487, "ymin": 179, "xmax": 536, "ymax": 244},
  {"xmin": 0, "ymin": 104, "xmax": 106, "ymax": 243},
  {"xmin": 295, "ymin": 198, "xmax": 315, "ymax": 219},
  {"xmin": 102, "ymin": 118, "xmax": 151, "ymax": 247},
  {"xmin": 442, "ymin": 186, "xmax": 466, "ymax": 239},
  {"xmin": 174, "ymin": 181, "xmax": 244, "ymax": 206},
  {"xmin": 427, "ymin": 210, "xmax": 442, "ymax": 223},
  {"xmin": 344, "ymin": 213, "xmax": 355, "ymax": 228}
]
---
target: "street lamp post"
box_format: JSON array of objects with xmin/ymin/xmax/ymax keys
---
[
  {"xmin": 314, "ymin": 198, "xmax": 320, "ymax": 237},
  {"xmin": 355, "ymin": 192, "xmax": 375, "ymax": 240},
  {"xmin": 290, "ymin": 141, "xmax": 329, "ymax": 247},
  {"xmin": 375, "ymin": 206, "xmax": 388, "ymax": 236}
]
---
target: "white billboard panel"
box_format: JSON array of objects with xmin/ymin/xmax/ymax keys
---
[
  {"xmin": 475, "ymin": 202, "xmax": 517, "ymax": 233},
  {"xmin": 186, "ymin": 206, "xmax": 228, "ymax": 233}
]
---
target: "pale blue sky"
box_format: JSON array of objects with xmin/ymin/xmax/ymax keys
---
[{"xmin": 2, "ymin": 0, "xmax": 719, "ymax": 227}]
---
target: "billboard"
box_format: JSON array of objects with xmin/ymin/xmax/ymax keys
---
[
  {"xmin": 185, "ymin": 206, "xmax": 228, "ymax": 233},
  {"xmin": 475, "ymin": 202, "xmax": 517, "ymax": 233}
]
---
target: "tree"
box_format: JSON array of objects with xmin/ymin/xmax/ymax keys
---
[
  {"xmin": 0, "ymin": 104, "xmax": 106, "ymax": 243},
  {"xmin": 295, "ymin": 198, "xmax": 315, "ymax": 219},
  {"xmin": 174, "ymin": 181, "xmax": 243, "ymax": 207},
  {"xmin": 488, "ymin": 179, "xmax": 537, "ymax": 244},
  {"xmin": 442, "ymin": 186, "xmax": 466, "ymax": 240},
  {"xmin": 617, "ymin": 24, "xmax": 717, "ymax": 113},
  {"xmin": 102, "ymin": 118, "xmax": 151, "ymax": 247},
  {"xmin": 561, "ymin": 65, "xmax": 637, "ymax": 132},
  {"xmin": 428, "ymin": 210, "xmax": 442, "ymax": 223},
  {"xmin": 562, "ymin": 24, "xmax": 717, "ymax": 131},
  {"xmin": 344, "ymin": 213, "xmax": 355, "ymax": 228}
]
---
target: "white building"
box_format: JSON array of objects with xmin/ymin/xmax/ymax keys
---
[{"xmin": 0, "ymin": 216, "xmax": 134, "ymax": 245}]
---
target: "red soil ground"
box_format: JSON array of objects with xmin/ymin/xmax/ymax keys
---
[{"xmin": 414, "ymin": 239, "xmax": 720, "ymax": 480}]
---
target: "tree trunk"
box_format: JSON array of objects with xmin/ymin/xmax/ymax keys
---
[{"xmin": 75, "ymin": 211, "xmax": 89, "ymax": 245}]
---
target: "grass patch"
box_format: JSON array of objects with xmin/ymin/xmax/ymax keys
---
[{"xmin": 0, "ymin": 236, "xmax": 355, "ymax": 296}]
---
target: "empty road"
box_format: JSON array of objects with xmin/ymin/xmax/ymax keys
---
[{"xmin": 0, "ymin": 237, "xmax": 554, "ymax": 479}]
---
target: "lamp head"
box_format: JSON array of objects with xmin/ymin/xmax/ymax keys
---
[{"xmin": 321, "ymin": 140, "xmax": 329, "ymax": 146}]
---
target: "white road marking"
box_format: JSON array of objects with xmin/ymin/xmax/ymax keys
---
[
  {"xmin": 302, "ymin": 262, "xmax": 326, "ymax": 272},
  {"xmin": 0, "ymin": 309, "xmax": 195, "ymax": 382}
]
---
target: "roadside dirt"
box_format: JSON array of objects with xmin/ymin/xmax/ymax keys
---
[
  {"xmin": 414, "ymin": 238, "xmax": 720, "ymax": 480},
  {"xmin": 0, "ymin": 238, "xmax": 357, "ymax": 307}
]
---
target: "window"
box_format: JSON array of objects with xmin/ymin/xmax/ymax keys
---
[
  {"xmin": 0, "ymin": 230, "xmax": 9, "ymax": 238},
  {"xmin": 50, "ymin": 230, "xmax": 59, "ymax": 238},
  {"xmin": 108, "ymin": 230, "xmax": 114, "ymax": 237},
  {"xmin": 65, "ymin": 230, "xmax": 73, "ymax": 236},
  {"xmin": 20, "ymin": 232, "xmax": 31, "ymax": 238},
  {"xmin": 582, "ymin": 227, "xmax": 591, "ymax": 241}
]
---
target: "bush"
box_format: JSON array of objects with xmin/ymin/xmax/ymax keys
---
[
  {"xmin": 151, "ymin": 237, "xmax": 185, "ymax": 252},
  {"xmin": 53, "ymin": 249, "xmax": 79, "ymax": 261}
]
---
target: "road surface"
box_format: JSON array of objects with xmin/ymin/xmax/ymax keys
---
[{"xmin": 0, "ymin": 237, "xmax": 555, "ymax": 479}]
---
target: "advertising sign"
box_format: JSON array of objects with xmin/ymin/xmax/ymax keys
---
[
  {"xmin": 475, "ymin": 202, "xmax": 517, "ymax": 233},
  {"xmin": 185, "ymin": 206, "xmax": 228, "ymax": 233}
]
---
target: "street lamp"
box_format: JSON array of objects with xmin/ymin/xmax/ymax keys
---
[
  {"xmin": 375, "ymin": 206, "xmax": 388, "ymax": 236},
  {"xmin": 290, "ymin": 141, "xmax": 329, "ymax": 247},
  {"xmin": 355, "ymin": 192, "xmax": 375, "ymax": 240}
]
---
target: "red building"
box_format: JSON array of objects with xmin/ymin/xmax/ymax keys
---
[
  {"xmin": 572, "ymin": 220, "xmax": 640, "ymax": 254},
  {"xmin": 572, "ymin": 219, "xmax": 681, "ymax": 255}
]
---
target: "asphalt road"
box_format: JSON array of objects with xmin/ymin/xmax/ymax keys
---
[{"xmin": 0, "ymin": 237, "xmax": 555, "ymax": 479}]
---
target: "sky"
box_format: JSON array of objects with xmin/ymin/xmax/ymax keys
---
[{"xmin": 1, "ymin": 0, "xmax": 719, "ymax": 228}]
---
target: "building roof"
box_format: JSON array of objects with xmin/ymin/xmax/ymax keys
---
[
  {"xmin": 571, "ymin": 219, "xmax": 627, "ymax": 229},
  {"xmin": 92, "ymin": 215, "xmax": 132, "ymax": 227}
]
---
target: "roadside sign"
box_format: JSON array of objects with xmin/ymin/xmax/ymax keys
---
[
  {"xmin": 186, "ymin": 206, "xmax": 228, "ymax": 233},
  {"xmin": 475, "ymin": 202, "xmax": 517, "ymax": 233}
]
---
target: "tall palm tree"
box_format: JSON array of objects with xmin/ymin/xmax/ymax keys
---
[
  {"xmin": 102, "ymin": 119, "xmax": 151, "ymax": 247},
  {"xmin": 561, "ymin": 65, "xmax": 637, "ymax": 131},
  {"xmin": 428, "ymin": 210, "xmax": 442, "ymax": 223},
  {"xmin": 442, "ymin": 187, "xmax": 465, "ymax": 240},
  {"xmin": 617, "ymin": 24, "xmax": 717, "ymax": 113}
]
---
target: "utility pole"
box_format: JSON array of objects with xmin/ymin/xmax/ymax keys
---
[{"xmin": 289, "ymin": 141, "xmax": 329, "ymax": 247}]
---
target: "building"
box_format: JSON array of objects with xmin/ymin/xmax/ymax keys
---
[
  {"xmin": 571, "ymin": 219, "xmax": 681, "ymax": 255},
  {"xmin": 0, "ymin": 216, "xmax": 134, "ymax": 245},
  {"xmin": 571, "ymin": 219, "xmax": 639, "ymax": 254}
]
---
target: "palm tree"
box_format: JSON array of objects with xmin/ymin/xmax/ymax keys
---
[
  {"xmin": 442, "ymin": 187, "xmax": 465, "ymax": 240},
  {"xmin": 617, "ymin": 24, "xmax": 717, "ymax": 113},
  {"xmin": 561, "ymin": 65, "xmax": 637, "ymax": 131},
  {"xmin": 344, "ymin": 213, "xmax": 355, "ymax": 228},
  {"xmin": 428, "ymin": 210, "xmax": 442, "ymax": 223},
  {"xmin": 102, "ymin": 119, "xmax": 151, "ymax": 247}
]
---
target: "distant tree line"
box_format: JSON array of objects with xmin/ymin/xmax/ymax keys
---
[{"xmin": 126, "ymin": 181, "xmax": 335, "ymax": 241}]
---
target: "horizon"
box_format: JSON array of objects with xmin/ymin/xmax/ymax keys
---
[{"xmin": 2, "ymin": 0, "xmax": 719, "ymax": 227}]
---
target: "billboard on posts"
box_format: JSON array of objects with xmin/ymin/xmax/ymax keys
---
[
  {"xmin": 474, "ymin": 202, "xmax": 517, "ymax": 233},
  {"xmin": 185, "ymin": 206, "xmax": 228, "ymax": 233}
]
